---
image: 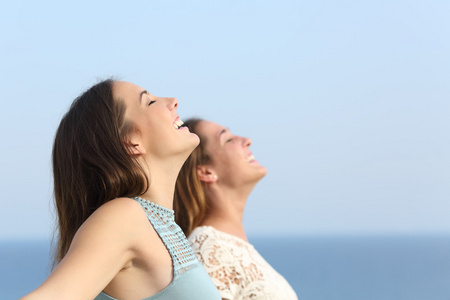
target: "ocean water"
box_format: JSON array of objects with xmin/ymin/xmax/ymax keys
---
[
  {"xmin": 250, "ymin": 235, "xmax": 450, "ymax": 300},
  {"xmin": 1, "ymin": 235, "xmax": 450, "ymax": 300}
]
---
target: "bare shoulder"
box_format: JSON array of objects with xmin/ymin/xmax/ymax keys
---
[
  {"xmin": 86, "ymin": 197, "xmax": 144, "ymax": 225},
  {"xmin": 73, "ymin": 197, "xmax": 150, "ymax": 249},
  {"xmin": 19, "ymin": 199, "xmax": 154, "ymax": 299},
  {"xmin": 93, "ymin": 197, "xmax": 144, "ymax": 217}
]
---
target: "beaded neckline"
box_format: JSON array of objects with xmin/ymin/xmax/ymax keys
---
[
  {"xmin": 132, "ymin": 196, "xmax": 174, "ymax": 218},
  {"xmin": 132, "ymin": 196, "xmax": 200, "ymax": 277}
]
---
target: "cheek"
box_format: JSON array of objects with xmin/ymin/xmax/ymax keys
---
[
  {"xmin": 219, "ymin": 152, "xmax": 241, "ymax": 167},
  {"xmin": 139, "ymin": 115, "xmax": 162, "ymax": 131}
]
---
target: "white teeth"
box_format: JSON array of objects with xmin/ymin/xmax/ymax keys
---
[
  {"xmin": 247, "ymin": 154, "xmax": 255, "ymax": 162},
  {"xmin": 173, "ymin": 119, "xmax": 184, "ymax": 129}
]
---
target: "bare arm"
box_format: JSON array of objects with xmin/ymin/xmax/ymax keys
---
[{"xmin": 20, "ymin": 198, "xmax": 146, "ymax": 300}]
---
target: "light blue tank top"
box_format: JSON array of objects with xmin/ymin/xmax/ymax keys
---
[{"xmin": 95, "ymin": 197, "xmax": 221, "ymax": 300}]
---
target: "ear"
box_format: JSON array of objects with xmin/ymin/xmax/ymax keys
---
[
  {"xmin": 123, "ymin": 140, "xmax": 146, "ymax": 156},
  {"xmin": 197, "ymin": 165, "xmax": 218, "ymax": 183}
]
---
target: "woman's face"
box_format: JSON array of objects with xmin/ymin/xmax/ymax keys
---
[
  {"xmin": 197, "ymin": 120, "xmax": 267, "ymax": 187},
  {"xmin": 113, "ymin": 81, "xmax": 199, "ymax": 159}
]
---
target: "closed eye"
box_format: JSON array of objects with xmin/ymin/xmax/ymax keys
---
[{"xmin": 148, "ymin": 100, "xmax": 156, "ymax": 106}]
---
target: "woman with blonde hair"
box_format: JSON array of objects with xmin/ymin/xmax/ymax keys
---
[
  {"xmin": 175, "ymin": 118, "xmax": 298, "ymax": 300},
  {"xmin": 21, "ymin": 80, "xmax": 221, "ymax": 300}
]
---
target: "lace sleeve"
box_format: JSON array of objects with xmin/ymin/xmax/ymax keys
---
[
  {"xmin": 189, "ymin": 227, "xmax": 298, "ymax": 300},
  {"xmin": 190, "ymin": 230, "xmax": 247, "ymax": 300}
]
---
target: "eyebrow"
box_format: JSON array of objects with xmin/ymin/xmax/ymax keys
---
[
  {"xmin": 218, "ymin": 128, "xmax": 229, "ymax": 142},
  {"xmin": 139, "ymin": 90, "xmax": 148, "ymax": 103}
]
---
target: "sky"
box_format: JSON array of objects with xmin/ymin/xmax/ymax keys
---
[{"xmin": 1, "ymin": 0, "xmax": 449, "ymax": 240}]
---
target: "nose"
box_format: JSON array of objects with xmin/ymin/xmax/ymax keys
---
[
  {"xmin": 242, "ymin": 136, "xmax": 252, "ymax": 147},
  {"xmin": 166, "ymin": 97, "xmax": 178, "ymax": 111}
]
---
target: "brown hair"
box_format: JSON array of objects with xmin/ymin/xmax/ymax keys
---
[
  {"xmin": 52, "ymin": 79, "xmax": 148, "ymax": 264},
  {"xmin": 174, "ymin": 118, "xmax": 210, "ymax": 236}
]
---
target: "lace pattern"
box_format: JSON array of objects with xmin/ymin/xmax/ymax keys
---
[
  {"xmin": 133, "ymin": 197, "xmax": 199, "ymax": 275},
  {"xmin": 189, "ymin": 226, "xmax": 298, "ymax": 300}
]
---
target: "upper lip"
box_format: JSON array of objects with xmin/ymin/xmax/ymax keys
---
[
  {"xmin": 246, "ymin": 153, "xmax": 255, "ymax": 161},
  {"xmin": 173, "ymin": 116, "xmax": 184, "ymax": 129}
]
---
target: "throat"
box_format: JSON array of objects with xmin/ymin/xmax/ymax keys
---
[{"xmin": 201, "ymin": 217, "xmax": 248, "ymax": 242}]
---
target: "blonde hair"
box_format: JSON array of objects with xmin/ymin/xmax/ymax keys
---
[{"xmin": 174, "ymin": 118, "xmax": 210, "ymax": 236}]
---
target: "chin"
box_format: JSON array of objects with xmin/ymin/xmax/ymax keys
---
[
  {"xmin": 192, "ymin": 134, "xmax": 200, "ymax": 147},
  {"xmin": 179, "ymin": 133, "xmax": 200, "ymax": 152},
  {"xmin": 258, "ymin": 170, "xmax": 268, "ymax": 180},
  {"xmin": 180, "ymin": 140, "xmax": 200, "ymax": 160},
  {"xmin": 258, "ymin": 166, "xmax": 268, "ymax": 178},
  {"xmin": 188, "ymin": 135, "xmax": 200, "ymax": 151},
  {"xmin": 185, "ymin": 131, "xmax": 200, "ymax": 147},
  {"xmin": 251, "ymin": 167, "xmax": 267, "ymax": 182}
]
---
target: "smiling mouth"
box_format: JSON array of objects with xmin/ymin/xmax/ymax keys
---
[
  {"xmin": 246, "ymin": 154, "xmax": 255, "ymax": 162},
  {"xmin": 173, "ymin": 119, "xmax": 184, "ymax": 129}
]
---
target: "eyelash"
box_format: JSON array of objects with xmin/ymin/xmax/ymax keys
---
[
  {"xmin": 226, "ymin": 138, "xmax": 234, "ymax": 143},
  {"xmin": 148, "ymin": 100, "xmax": 156, "ymax": 106}
]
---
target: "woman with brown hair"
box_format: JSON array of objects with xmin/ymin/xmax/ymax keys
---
[
  {"xmin": 21, "ymin": 80, "xmax": 221, "ymax": 300},
  {"xmin": 175, "ymin": 118, "xmax": 298, "ymax": 300}
]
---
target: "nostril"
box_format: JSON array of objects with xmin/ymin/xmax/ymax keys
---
[{"xmin": 168, "ymin": 97, "xmax": 178, "ymax": 110}]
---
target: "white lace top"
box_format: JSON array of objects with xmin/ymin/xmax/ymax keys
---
[{"xmin": 188, "ymin": 226, "xmax": 298, "ymax": 300}]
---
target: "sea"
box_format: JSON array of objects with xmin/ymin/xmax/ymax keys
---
[{"xmin": 1, "ymin": 235, "xmax": 450, "ymax": 300}]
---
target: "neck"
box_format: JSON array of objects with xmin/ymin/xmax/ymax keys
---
[
  {"xmin": 137, "ymin": 156, "xmax": 184, "ymax": 210},
  {"xmin": 201, "ymin": 182, "xmax": 257, "ymax": 242}
]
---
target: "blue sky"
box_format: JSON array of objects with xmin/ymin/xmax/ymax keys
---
[{"xmin": 1, "ymin": 0, "xmax": 449, "ymax": 239}]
